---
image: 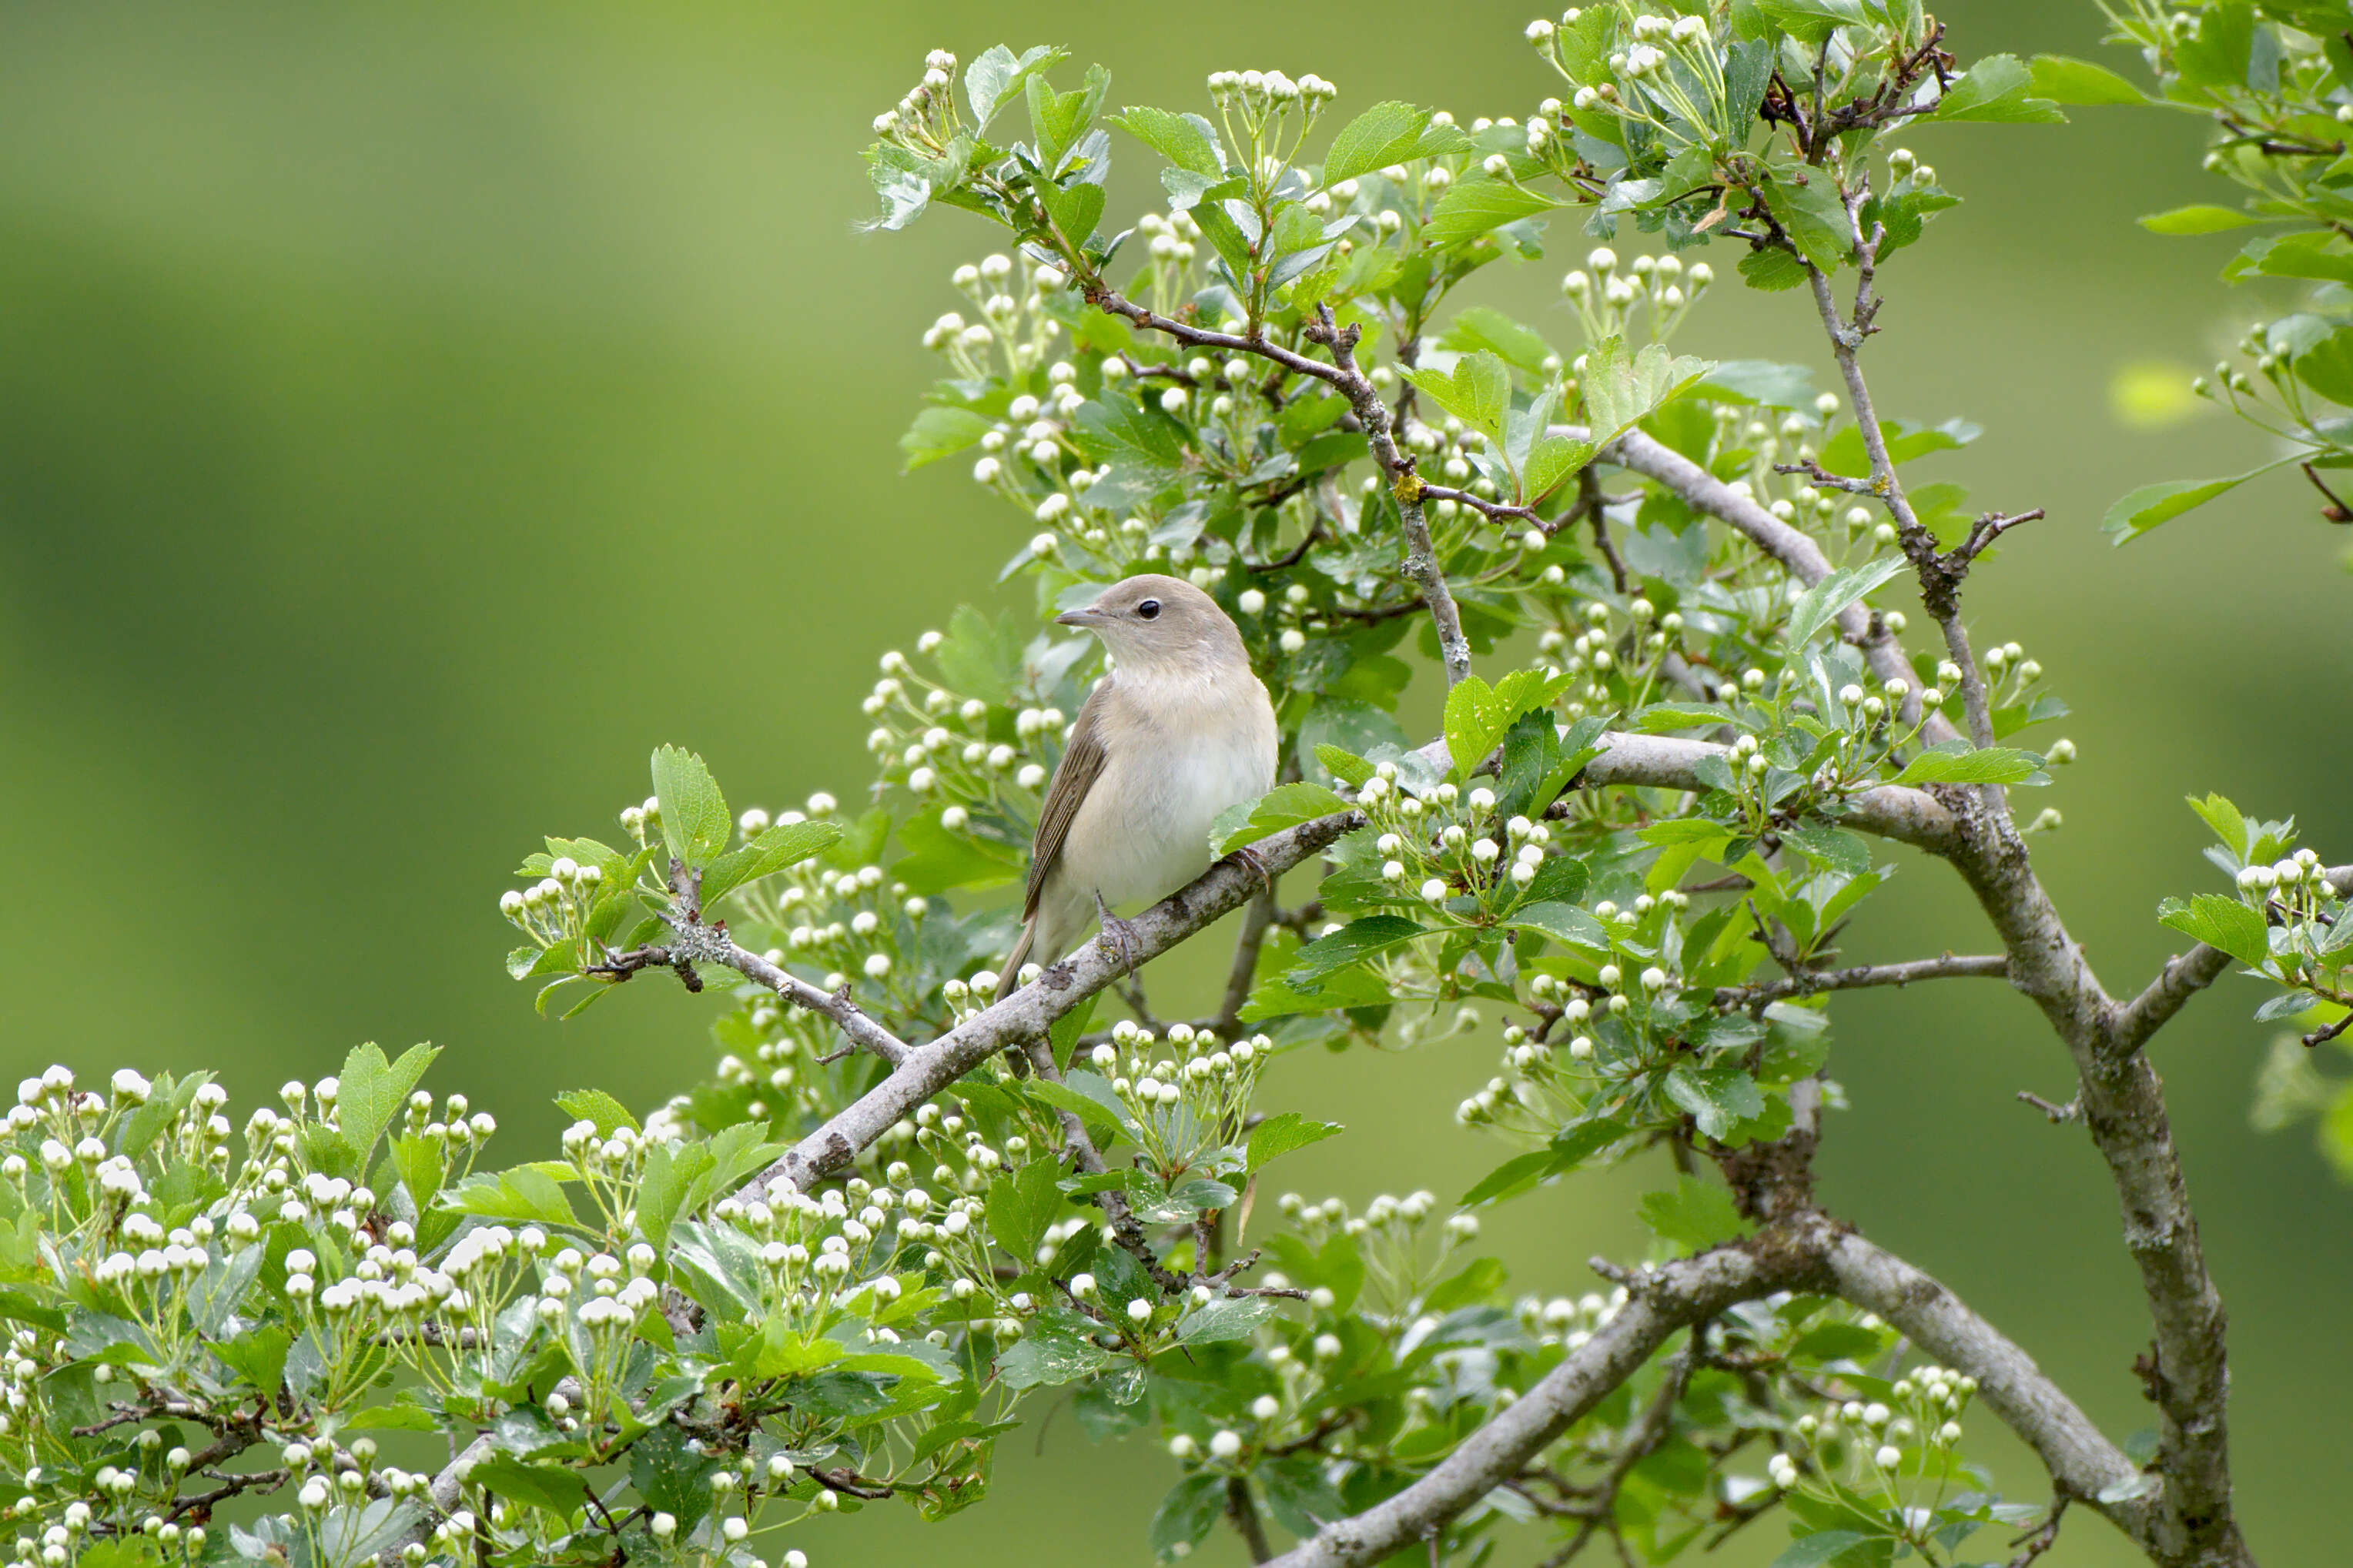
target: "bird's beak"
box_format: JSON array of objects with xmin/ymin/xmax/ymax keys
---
[{"xmin": 1055, "ymin": 606, "xmax": 1100, "ymax": 627}]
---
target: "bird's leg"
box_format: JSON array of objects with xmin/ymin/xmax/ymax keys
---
[
  {"xmin": 1230, "ymin": 844, "xmax": 1275, "ymax": 899},
  {"xmin": 1093, "ymin": 890, "xmax": 1143, "ymax": 980}
]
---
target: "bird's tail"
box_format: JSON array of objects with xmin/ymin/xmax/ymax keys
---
[{"xmin": 994, "ymin": 920, "xmax": 1036, "ymax": 1005}]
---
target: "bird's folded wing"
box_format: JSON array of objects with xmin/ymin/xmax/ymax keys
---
[{"xmin": 1023, "ymin": 676, "xmax": 1112, "ymax": 923}]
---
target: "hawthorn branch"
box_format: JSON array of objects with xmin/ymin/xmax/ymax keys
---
[
  {"xmin": 1561, "ymin": 422, "xmax": 1954, "ymax": 741},
  {"xmin": 1712, "ymin": 953, "xmax": 2009, "ymax": 1009},
  {"xmin": 1261, "ymin": 1225, "xmax": 1830, "ymax": 1567},
  {"xmin": 1304, "ymin": 304, "xmax": 1472, "ymax": 685},
  {"xmin": 592, "ymin": 924, "xmax": 909, "ymax": 1068},
  {"xmin": 735, "ymin": 811, "xmax": 1361, "ymax": 1203}
]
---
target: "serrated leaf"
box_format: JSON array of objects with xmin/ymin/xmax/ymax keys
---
[
  {"xmin": 1213, "ymin": 782, "xmax": 1351, "ymax": 854},
  {"xmin": 2102, "ymin": 464, "xmax": 2283, "ymax": 543},
  {"xmin": 2187, "ymin": 792, "xmax": 2250, "ymax": 861},
  {"xmin": 1423, "ymin": 178, "xmax": 1558, "ymax": 248},
  {"xmin": 1934, "ymin": 53, "xmax": 2066, "ymax": 122},
  {"xmin": 1891, "ymin": 744, "xmax": 2047, "ymax": 786},
  {"xmin": 702, "ymin": 818, "xmax": 845, "ymax": 905},
  {"xmin": 1662, "ymin": 1065, "xmax": 1766, "ymax": 1142},
  {"xmin": 2029, "ymin": 54, "xmax": 2150, "ymax": 105},
  {"xmin": 553, "ymin": 1089, "xmax": 638, "ymax": 1138},
  {"xmin": 335, "ymin": 1042, "xmax": 439, "ymax": 1167},
  {"xmin": 651, "ymin": 744, "xmax": 730, "ymax": 868},
  {"xmin": 964, "ymin": 45, "xmax": 1068, "ymax": 129},
  {"xmin": 1322, "ymin": 101, "xmax": 1431, "ymax": 186},
  {"xmin": 1246, "ymin": 1112, "xmax": 1344, "ymax": 1171},
  {"xmin": 1784, "ymin": 555, "xmax": 1903, "ymax": 652},
  {"xmin": 1113, "ymin": 106, "xmax": 1223, "ymax": 176},
  {"xmin": 2157, "ymin": 893, "xmax": 2271, "ymax": 968},
  {"xmin": 438, "ymin": 1165, "xmax": 578, "ymax": 1229},
  {"xmin": 1638, "ymin": 1174, "xmax": 1751, "ymax": 1251},
  {"xmin": 2138, "ymin": 204, "xmax": 2261, "ymax": 235},
  {"xmin": 1397, "ymin": 351, "xmax": 1511, "ymax": 443},
  {"xmin": 1507, "ymin": 901, "xmax": 1610, "ymax": 953},
  {"xmin": 1525, "ymin": 435, "xmax": 1595, "ymax": 503},
  {"xmin": 1579, "ymin": 334, "xmax": 1715, "ymax": 449},
  {"xmin": 1286, "ymin": 916, "xmax": 1426, "ymax": 980}
]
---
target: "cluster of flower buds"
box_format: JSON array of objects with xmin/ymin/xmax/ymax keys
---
[
  {"xmin": 928, "ymin": 251, "xmax": 1069, "ymax": 383},
  {"xmin": 1358, "ymin": 766, "xmax": 1564, "ymax": 924},
  {"xmin": 1558, "ymin": 246, "xmax": 1712, "ymax": 347},
  {"xmin": 863, "ymin": 637, "xmax": 1071, "ymax": 834},
  {"xmin": 1205, "ymin": 69, "xmax": 1337, "ymax": 111},
  {"xmin": 871, "ymin": 48, "xmax": 960, "ymax": 145},
  {"xmin": 1275, "ymin": 1189, "xmax": 1478, "ymax": 1316},
  {"xmin": 1516, "ymin": 1287, "xmax": 1629, "ymax": 1352},
  {"xmin": 499, "ymin": 852, "xmax": 605, "ymax": 944},
  {"xmin": 1086, "ymin": 1021, "xmax": 1270, "ymax": 1172},
  {"xmin": 1779, "ymin": 1360, "xmax": 1977, "ymax": 1500}
]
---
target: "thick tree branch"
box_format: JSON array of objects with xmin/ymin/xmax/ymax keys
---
[
  {"xmin": 1262, "ymin": 1226, "xmax": 1829, "ymax": 1567},
  {"xmin": 735, "ymin": 811, "xmax": 1361, "ymax": 1203}
]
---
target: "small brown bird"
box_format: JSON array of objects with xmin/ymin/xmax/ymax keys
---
[{"xmin": 996, "ymin": 573, "xmax": 1278, "ymax": 998}]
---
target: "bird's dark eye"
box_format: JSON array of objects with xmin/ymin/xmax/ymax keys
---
[{"xmin": 1136, "ymin": 599, "xmax": 1162, "ymax": 620}]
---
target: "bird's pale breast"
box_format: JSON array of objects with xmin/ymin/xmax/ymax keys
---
[{"xmin": 1054, "ymin": 670, "xmax": 1276, "ymax": 911}]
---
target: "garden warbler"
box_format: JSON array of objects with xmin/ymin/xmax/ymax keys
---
[{"xmin": 995, "ymin": 573, "xmax": 1277, "ymax": 999}]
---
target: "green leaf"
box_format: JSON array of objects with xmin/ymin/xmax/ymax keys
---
[
  {"xmin": 1113, "ymin": 106, "xmax": 1223, "ymax": 176},
  {"xmin": 895, "ymin": 807, "xmax": 1023, "ymax": 894},
  {"xmin": 1286, "ymin": 916, "xmax": 1426, "ymax": 980},
  {"xmin": 2102, "ymin": 464, "xmax": 2282, "ymax": 543},
  {"xmin": 701, "ymin": 818, "xmax": 845, "ymax": 905},
  {"xmin": 1692, "ymin": 359, "xmax": 1817, "ymax": 408},
  {"xmin": 1752, "ymin": 0, "xmax": 1867, "ymax": 45},
  {"xmin": 2227, "ymin": 231, "xmax": 2353, "ymax": 286},
  {"xmin": 1525, "ymin": 435, "xmax": 1595, "ymax": 503},
  {"xmin": 1150, "ymin": 1473, "xmax": 1227, "ymax": 1562},
  {"xmin": 1933, "ymin": 53, "xmax": 2065, "ymax": 122},
  {"xmin": 1663, "ymin": 1065, "xmax": 1766, "ymax": 1142},
  {"xmin": 1783, "ymin": 556, "xmax": 1903, "ymax": 652},
  {"xmin": 1246, "ymin": 1112, "xmax": 1344, "ymax": 1171},
  {"xmin": 1768, "ymin": 1533, "xmax": 1878, "ymax": 1568},
  {"xmin": 1890, "ymin": 744, "xmax": 2047, "ymax": 786},
  {"xmin": 900, "ymin": 405, "xmax": 993, "ymax": 470},
  {"xmin": 986, "ymin": 1157, "xmax": 1066, "ymax": 1264},
  {"xmin": 553, "ymin": 1089, "xmax": 638, "ymax": 1138},
  {"xmin": 439, "ymin": 1165, "xmax": 579, "ymax": 1229},
  {"xmin": 1818, "ymin": 416, "xmax": 1978, "ymax": 477},
  {"xmin": 1459, "ymin": 1148, "xmax": 1559, "ymax": 1208},
  {"xmin": 2138, "ymin": 204, "xmax": 2261, "ymax": 235},
  {"xmin": 1508, "ymin": 901, "xmax": 1610, "ymax": 953},
  {"xmin": 651, "ymin": 744, "xmax": 731, "ymax": 868},
  {"xmin": 1580, "ymin": 335, "xmax": 1715, "ymax": 449},
  {"xmin": 1762, "ymin": 176, "xmax": 1854, "ymax": 272},
  {"xmin": 1322, "ymin": 101, "xmax": 1431, "ymax": 186},
  {"xmin": 2029, "ymin": 54, "xmax": 2150, "ymax": 105},
  {"xmin": 335, "ymin": 1042, "xmax": 439, "ymax": 1167},
  {"xmin": 1441, "ymin": 667, "xmax": 1571, "ymax": 777},
  {"xmin": 1037, "ymin": 176, "xmax": 1106, "ymax": 249},
  {"xmin": 1638, "ymin": 1175, "xmax": 1751, "ymax": 1252},
  {"xmin": 964, "ymin": 45, "xmax": 1067, "ymax": 129},
  {"xmin": 213, "ymin": 1326, "xmax": 290, "ymax": 1396},
  {"xmin": 2187, "ymin": 793, "xmax": 2250, "ymax": 861},
  {"xmin": 1176, "ymin": 1295, "xmax": 1278, "ymax": 1344},
  {"xmin": 1438, "ymin": 306, "xmax": 1554, "ymax": 375},
  {"xmin": 2290, "ymin": 325, "xmax": 2353, "ymax": 407},
  {"xmin": 1737, "ymin": 246, "xmax": 1809, "ymax": 292},
  {"xmin": 389, "ymin": 1134, "xmax": 444, "ymax": 1211},
  {"xmin": 2157, "ymin": 893, "xmax": 2272, "ymax": 968},
  {"xmin": 1397, "ymin": 350, "xmax": 1511, "ymax": 443},
  {"xmin": 470, "ymin": 1455, "xmax": 587, "ymax": 1520},
  {"xmin": 995, "ymin": 1325, "xmax": 1112, "ymax": 1389},
  {"xmin": 1213, "ymin": 782, "xmax": 1351, "ymax": 854},
  {"xmin": 1028, "ymin": 63, "xmax": 1110, "ymax": 174},
  {"xmin": 1422, "ymin": 178, "xmax": 1559, "ymax": 248}
]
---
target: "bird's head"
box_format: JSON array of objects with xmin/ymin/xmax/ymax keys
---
[{"xmin": 1055, "ymin": 573, "xmax": 1248, "ymax": 675}]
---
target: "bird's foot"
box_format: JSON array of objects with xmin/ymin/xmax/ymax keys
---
[
  {"xmin": 1093, "ymin": 891, "xmax": 1143, "ymax": 978},
  {"xmin": 1231, "ymin": 844, "xmax": 1274, "ymax": 899}
]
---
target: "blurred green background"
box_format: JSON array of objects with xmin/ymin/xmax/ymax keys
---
[{"xmin": 2, "ymin": 1, "xmax": 2346, "ymax": 1561}]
